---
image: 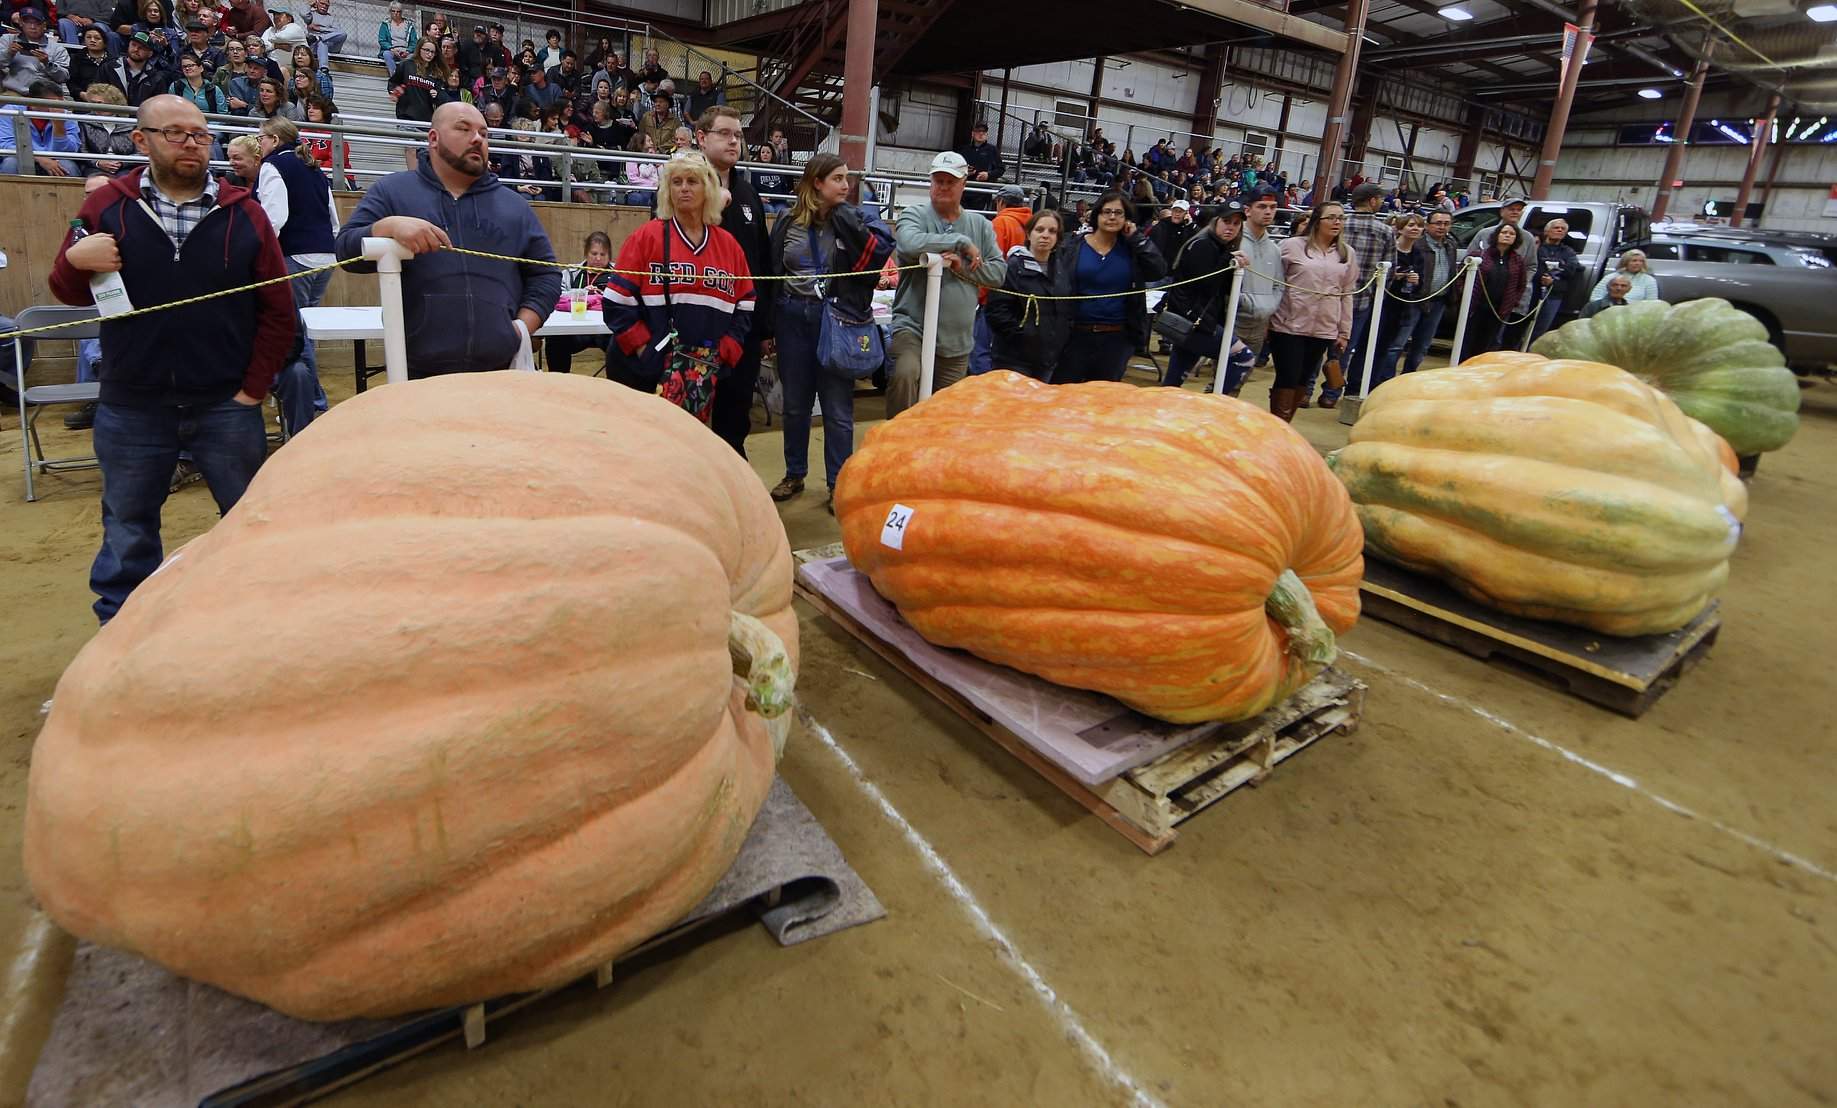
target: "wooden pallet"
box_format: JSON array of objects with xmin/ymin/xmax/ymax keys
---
[
  {"xmin": 1357, "ymin": 558, "xmax": 1721, "ymax": 718},
  {"xmin": 793, "ymin": 546, "xmax": 1366, "ymax": 854}
]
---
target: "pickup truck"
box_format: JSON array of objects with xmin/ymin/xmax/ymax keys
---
[{"xmin": 1447, "ymin": 200, "xmax": 1837, "ymax": 370}]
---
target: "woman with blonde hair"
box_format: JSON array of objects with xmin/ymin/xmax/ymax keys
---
[
  {"xmin": 762, "ymin": 152, "xmax": 894, "ymax": 508},
  {"xmin": 601, "ymin": 151, "xmax": 757, "ymax": 422},
  {"xmin": 1588, "ymin": 248, "xmax": 1660, "ymax": 302},
  {"xmin": 253, "ymin": 112, "xmax": 340, "ymax": 436}
]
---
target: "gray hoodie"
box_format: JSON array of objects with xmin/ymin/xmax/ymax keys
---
[
  {"xmin": 1236, "ymin": 223, "xmax": 1283, "ymax": 323},
  {"xmin": 891, "ymin": 200, "xmax": 1006, "ymax": 359},
  {"xmin": 1, "ymin": 31, "xmax": 71, "ymax": 95},
  {"xmin": 336, "ymin": 152, "xmax": 560, "ymax": 377}
]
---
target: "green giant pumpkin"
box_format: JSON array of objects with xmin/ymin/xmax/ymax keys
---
[{"xmin": 1530, "ymin": 298, "xmax": 1799, "ymax": 456}]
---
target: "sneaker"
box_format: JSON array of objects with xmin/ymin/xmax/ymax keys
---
[
  {"xmin": 63, "ymin": 401, "xmax": 97, "ymax": 430},
  {"xmin": 770, "ymin": 475, "xmax": 804, "ymax": 502},
  {"xmin": 826, "ymin": 492, "xmax": 835, "ymax": 516},
  {"xmin": 169, "ymin": 460, "xmax": 202, "ymax": 493}
]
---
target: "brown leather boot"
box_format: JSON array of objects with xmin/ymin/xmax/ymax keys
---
[{"xmin": 1268, "ymin": 387, "xmax": 1302, "ymax": 422}]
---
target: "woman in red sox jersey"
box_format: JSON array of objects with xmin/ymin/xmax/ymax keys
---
[{"xmin": 602, "ymin": 150, "xmax": 756, "ymax": 406}]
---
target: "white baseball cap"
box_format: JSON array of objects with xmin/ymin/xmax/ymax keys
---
[
  {"xmin": 928, "ymin": 151, "xmax": 969, "ymax": 179},
  {"xmin": 1171, "ymin": 199, "xmax": 1190, "ymax": 211}
]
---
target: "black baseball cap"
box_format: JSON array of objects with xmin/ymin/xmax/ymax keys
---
[
  {"xmin": 1247, "ymin": 185, "xmax": 1281, "ymax": 203},
  {"xmin": 1210, "ymin": 199, "xmax": 1246, "ymax": 222}
]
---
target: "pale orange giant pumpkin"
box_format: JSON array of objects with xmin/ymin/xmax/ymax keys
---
[
  {"xmin": 834, "ymin": 371, "xmax": 1363, "ymax": 723},
  {"xmin": 24, "ymin": 372, "xmax": 797, "ymax": 1020}
]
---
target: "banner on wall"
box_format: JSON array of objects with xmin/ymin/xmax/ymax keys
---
[{"xmin": 1560, "ymin": 23, "xmax": 1595, "ymax": 83}]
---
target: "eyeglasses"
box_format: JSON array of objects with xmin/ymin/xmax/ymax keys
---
[
  {"xmin": 1098, "ymin": 208, "xmax": 1126, "ymax": 218},
  {"xmin": 706, "ymin": 127, "xmax": 744, "ymax": 139},
  {"xmin": 147, "ymin": 126, "xmax": 213, "ymax": 146}
]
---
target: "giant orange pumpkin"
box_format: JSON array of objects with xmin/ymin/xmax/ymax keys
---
[
  {"xmin": 24, "ymin": 372, "xmax": 797, "ymax": 1020},
  {"xmin": 833, "ymin": 371, "xmax": 1363, "ymax": 723}
]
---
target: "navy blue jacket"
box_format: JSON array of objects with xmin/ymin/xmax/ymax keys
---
[
  {"xmin": 263, "ymin": 148, "xmax": 335, "ymax": 257},
  {"xmin": 336, "ymin": 152, "xmax": 561, "ymax": 377}
]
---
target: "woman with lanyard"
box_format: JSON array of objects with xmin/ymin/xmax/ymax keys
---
[
  {"xmin": 765, "ymin": 153, "xmax": 889, "ymax": 512},
  {"xmin": 1053, "ymin": 189, "xmax": 1166, "ymax": 384},
  {"xmin": 546, "ymin": 231, "xmax": 615, "ymax": 374},
  {"xmin": 1463, "ymin": 221, "xmax": 1528, "ymax": 360},
  {"xmin": 602, "ymin": 151, "xmax": 756, "ymax": 423},
  {"xmin": 985, "ymin": 208, "xmax": 1072, "ymax": 382},
  {"xmin": 1265, "ymin": 201, "xmax": 1357, "ymax": 422}
]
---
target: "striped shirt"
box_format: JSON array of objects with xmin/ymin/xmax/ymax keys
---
[{"xmin": 140, "ymin": 169, "xmax": 220, "ymax": 251}]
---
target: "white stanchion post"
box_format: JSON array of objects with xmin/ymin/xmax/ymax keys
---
[
  {"xmin": 1357, "ymin": 260, "xmax": 1392, "ymax": 401},
  {"xmin": 364, "ymin": 236, "xmax": 416, "ymax": 385},
  {"xmin": 1448, "ymin": 257, "xmax": 1480, "ymax": 368},
  {"xmin": 1210, "ymin": 264, "xmax": 1247, "ymax": 396},
  {"xmin": 918, "ymin": 252, "xmax": 944, "ymax": 401}
]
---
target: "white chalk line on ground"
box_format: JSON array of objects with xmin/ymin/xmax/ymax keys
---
[
  {"xmin": 1341, "ymin": 648, "xmax": 1837, "ymax": 886},
  {"xmin": 798, "ymin": 708, "xmax": 1169, "ymax": 1108}
]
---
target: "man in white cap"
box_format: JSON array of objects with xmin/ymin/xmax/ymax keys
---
[
  {"xmin": 1149, "ymin": 197, "xmax": 1197, "ymax": 262},
  {"xmin": 887, "ymin": 149, "xmax": 1006, "ymax": 416}
]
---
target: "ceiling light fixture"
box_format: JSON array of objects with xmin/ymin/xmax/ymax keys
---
[
  {"xmin": 1638, "ymin": 87, "xmax": 1664, "ymax": 99},
  {"xmin": 1441, "ymin": 5, "xmax": 1475, "ymax": 19},
  {"xmin": 1809, "ymin": 4, "xmax": 1837, "ymax": 21}
]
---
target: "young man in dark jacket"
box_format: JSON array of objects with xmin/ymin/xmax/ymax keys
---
[
  {"xmin": 696, "ymin": 104, "xmax": 773, "ymax": 457},
  {"xmin": 1159, "ymin": 200, "xmax": 1242, "ymax": 390},
  {"xmin": 336, "ymin": 101, "xmax": 559, "ymax": 377},
  {"xmin": 50, "ymin": 95, "xmax": 296, "ymax": 624}
]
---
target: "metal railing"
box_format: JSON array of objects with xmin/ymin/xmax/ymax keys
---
[
  {"xmin": 334, "ymin": 0, "xmax": 827, "ymax": 136},
  {"xmin": 0, "ymin": 97, "xmax": 1023, "ymax": 215}
]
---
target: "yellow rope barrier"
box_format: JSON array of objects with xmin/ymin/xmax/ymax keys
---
[{"xmin": 0, "ymin": 257, "xmax": 367, "ymax": 340}]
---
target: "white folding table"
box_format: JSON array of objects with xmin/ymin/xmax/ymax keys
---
[{"xmin": 300, "ymin": 307, "xmax": 611, "ymax": 391}]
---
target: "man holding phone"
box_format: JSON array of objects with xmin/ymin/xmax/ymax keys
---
[
  {"xmin": 1, "ymin": 8, "xmax": 70, "ymax": 94},
  {"xmin": 1530, "ymin": 217, "xmax": 1582, "ymax": 342}
]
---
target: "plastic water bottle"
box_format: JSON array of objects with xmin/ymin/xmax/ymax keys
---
[{"xmin": 67, "ymin": 219, "xmax": 133, "ymax": 317}]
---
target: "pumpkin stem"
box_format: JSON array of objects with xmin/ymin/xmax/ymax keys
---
[
  {"xmin": 1265, "ymin": 570, "xmax": 1338, "ymax": 669},
  {"xmin": 729, "ymin": 612, "xmax": 795, "ymax": 761}
]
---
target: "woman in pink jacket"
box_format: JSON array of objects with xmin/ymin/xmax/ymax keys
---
[{"xmin": 1264, "ymin": 201, "xmax": 1358, "ymax": 422}]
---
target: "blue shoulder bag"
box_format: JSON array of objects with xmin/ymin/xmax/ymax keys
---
[{"xmin": 811, "ymin": 220, "xmax": 887, "ymax": 380}]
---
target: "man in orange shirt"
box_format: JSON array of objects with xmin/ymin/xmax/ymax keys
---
[{"xmin": 971, "ymin": 184, "xmax": 1031, "ymax": 375}]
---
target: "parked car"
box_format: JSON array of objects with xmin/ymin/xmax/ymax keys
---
[
  {"xmin": 1447, "ymin": 200, "xmax": 1836, "ymax": 369},
  {"xmin": 1630, "ymin": 231, "xmax": 1837, "ymax": 368}
]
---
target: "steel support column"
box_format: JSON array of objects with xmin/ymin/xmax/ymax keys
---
[
  {"xmin": 1311, "ymin": 0, "xmax": 1369, "ymax": 200},
  {"xmin": 1454, "ymin": 103, "xmax": 1485, "ymax": 192},
  {"xmin": 1346, "ymin": 75, "xmax": 1378, "ymax": 178},
  {"xmin": 1531, "ymin": 0, "xmax": 1596, "ymax": 200},
  {"xmin": 1190, "ymin": 45, "xmax": 1227, "ymax": 139},
  {"xmin": 1274, "ymin": 93, "xmax": 1292, "ymax": 158},
  {"xmin": 1729, "ymin": 92, "xmax": 1780, "ymax": 228},
  {"xmin": 838, "ymin": 0, "xmax": 878, "ymax": 170},
  {"xmin": 1650, "ymin": 40, "xmax": 1712, "ymax": 221}
]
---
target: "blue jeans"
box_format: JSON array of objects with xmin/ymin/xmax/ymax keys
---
[
  {"xmin": 90, "ymin": 399, "xmax": 268, "ymax": 624},
  {"xmin": 0, "ymin": 155, "xmax": 79, "ymax": 176},
  {"xmin": 1353, "ymin": 302, "xmax": 1417, "ymax": 395},
  {"xmin": 1321, "ymin": 301, "xmax": 1373, "ymax": 401},
  {"xmin": 1387, "ymin": 300, "xmax": 1446, "ymax": 375},
  {"xmin": 1164, "ymin": 343, "xmax": 1203, "ymax": 389},
  {"xmin": 76, "ymin": 338, "xmax": 101, "ymax": 382},
  {"xmin": 969, "ymin": 308, "xmax": 995, "ymax": 375},
  {"xmin": 313, "ymin": 28, "xmax": 347, "ymax": 68},
  {"xmin": 1529, "ymin": 292, "xmax": 1565, "ymax": 344},
  {"xmin": 624, "ymin": 190, "xmax": 655, "ymax": 207},
  {"xmin": 777, "ymin": 296, "xmax": 855, "ymax": 489},
  {"xmin": 273, "ymin": 257, "xmax": 332, "ymax": 436}
]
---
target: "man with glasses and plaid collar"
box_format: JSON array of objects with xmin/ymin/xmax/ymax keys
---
[
  {"xmin": 1318, "ymin": 180, "xmax": 1393, "ymax": 407},
  {"xmin": 51, "ymin": 95, "xmax": 295, "ymax": 625}
]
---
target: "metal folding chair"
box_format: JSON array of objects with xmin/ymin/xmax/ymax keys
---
[{"xmin": 13, "ymin": 305, "xmax": 102, "ymax": 502}]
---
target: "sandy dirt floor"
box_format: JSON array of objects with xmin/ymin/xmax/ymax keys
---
[{"xmin": 1, "ymin": 347, "xmax": 1834, "ymax": 1107}]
